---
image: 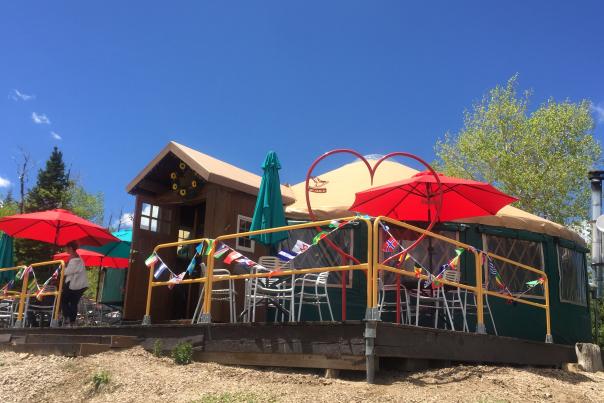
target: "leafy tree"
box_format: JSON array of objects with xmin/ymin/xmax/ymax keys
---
[
  {"xmin": 67, "ymin": 179, "xmax": 104, "ymax": 225},
  {"xmin": 0, "ymin": 190, "xmax": 19, "ymax": 218},
  {"xmin": 435, "ymin": 75, "xmax": 601, "ymax": 226}
]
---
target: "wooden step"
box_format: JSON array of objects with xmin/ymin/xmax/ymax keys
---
[
  {"xmin": 0, "ymin": 342, "xmax": 111, "ymax": 357},
  {"xmin": 23, "ymin": 333, "xmax": 139, "ymax": 348}
]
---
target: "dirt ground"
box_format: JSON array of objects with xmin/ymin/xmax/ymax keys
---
[{"xmin": 0, "ymin": 347, "xmax": 603, "ymax": 403}]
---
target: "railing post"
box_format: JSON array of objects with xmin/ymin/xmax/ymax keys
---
[
  {"xmin": 201, "ymin": 241, "xmax": 217, "ymax": 323},
  {"xmin": 143, "ymin": 259, "xmax": 155, "ymax": 326},
  {"xmin": 14, "ymin": 269, "xmax": 30, "ymax": 328},
  {"xmin": 50, "ymin": 261, "xmax": 66, "ymax": 327},
  {"xmin": 543, "ymin": 275, "xmax": 553, "ymax": 343},
  {"xmin": 474, "ymin": 251, "xmax": 486, "ymax": 334}
]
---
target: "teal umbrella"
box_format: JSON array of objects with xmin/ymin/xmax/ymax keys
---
[
  {"xmin": 0, "ymin": 232, "xmax": 15, "ymax": 283},
  {"xmin": 81, "ymin": 229, "xmax": 132, "ymax": 259},
  {"xmin": 250, "ymin": 151, "xmax": 288, "ymax": 246}
]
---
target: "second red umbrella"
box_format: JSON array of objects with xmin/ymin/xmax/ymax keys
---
[{"xmin": 350, "ymin": 171, "xmax": 518, "ymax": 222}]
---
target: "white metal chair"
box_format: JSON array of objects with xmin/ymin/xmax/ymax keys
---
[
  {"xmin": 406, "ymin": 275, "xmax": 455, "ymax": 330},
  {"xmin": 294, "ymin": 271, "xmax": 334, "ymax": 322},
  {"xmin": 243, "ymin": 257, "xmax": 295, "ymax": 323},
  {"xmin": 0, "ymin": 297, "xmax": 19, "ymax": 327},
  {"xmin": 434, "ymin": 268, "xmax": 468, "ymax": 331},
  {"xmin": 462, "ymin": 290, "xmax": 497, "ymax": 335},
  {"xmin": 377, "ymin": 277, "xmax": 411, "ymax": 324},
  {"xmin": 192, "ymin": 263, "xmax": 237, "ymax": 324}
]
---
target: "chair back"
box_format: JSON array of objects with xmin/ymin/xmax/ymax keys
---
[
  {"xmin": 442, "ymin": 267, "xmax": 461, "ymax": 283},
  {"xmin": 258, "ymin": 256, "xmax": 290, "ymax": 271},
  {"xmin": 317, "ymin": 271, "xmax": 329, "ymax": 285}
]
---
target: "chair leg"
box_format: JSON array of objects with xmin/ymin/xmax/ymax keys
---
[
  {"xmin": 485, "ymin": 296, "xmax": 497, "ymax": 335},
  {"xmin": 415, "ymin": 284, "xmax": 421, "ymax": 327},
  {"xmin": 325, "ymin": 289, "xmax": 334, "ymax": 322}
]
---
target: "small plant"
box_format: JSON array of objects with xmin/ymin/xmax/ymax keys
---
[
  {"xmin": 171, "ymin": 341, "xmax": 193, "ymax": 365},
  {"xmin": 153, "ymin": 339, "xmax": 163, "ymax": 357},
  {"xmin": 91, "ymin": 369, "xmax": 110, "ymax": 391}
]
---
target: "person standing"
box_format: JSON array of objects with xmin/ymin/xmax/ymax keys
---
[{"xmin": 60, "ymin": 241, "xmax": 89, "ymax": 326}]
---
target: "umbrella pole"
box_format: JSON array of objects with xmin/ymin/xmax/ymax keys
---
[{"xmin": 396, "ymin": 273, "xmax": 401, "ymax": 324}]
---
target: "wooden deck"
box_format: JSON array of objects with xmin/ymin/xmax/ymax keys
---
[{"xmin": 0, "ymin": 321, "xmax": 576, "ymax": 381}]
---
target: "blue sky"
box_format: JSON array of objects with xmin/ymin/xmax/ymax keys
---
[{"xmin": 1, "ymin": 1, "xmax": 603, "ymax": 227}]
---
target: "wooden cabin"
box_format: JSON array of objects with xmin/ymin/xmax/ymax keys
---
[{"xmin": 123, "ymin": 142, "xmax": 295, "ymax": 322}]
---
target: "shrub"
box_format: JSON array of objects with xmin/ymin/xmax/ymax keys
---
[
  {"xmin": 153, "ymin": 339, "xmax": 163, "ymax": 357},
  {"xmin": 171, "ymin": 341, "xmax": 193, "ymax": 365},
  {"xmin": 91, "ymin": 369, "xmax": 110, "ymax": 391}
]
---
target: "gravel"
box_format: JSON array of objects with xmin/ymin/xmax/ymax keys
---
[{"xmin": 0, "ymin": 347, "xmax": 603, "ymax": 402}]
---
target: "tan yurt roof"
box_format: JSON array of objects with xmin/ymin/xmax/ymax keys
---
[{"xmin": 285, "ymin": 158, "xmax": 585, "ymax": 245}]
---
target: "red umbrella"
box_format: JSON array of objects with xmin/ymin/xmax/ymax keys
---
[
  {"xmin": 351, "ymin": 171, "xmax": 518, "ymax": 222},
  {"xmin": 53, "ymin": 249, "xmax": 129, "ymax": 269},
  {"xmin": 0, "ymin": 209, "xmax": 118, "ymax": 247}
]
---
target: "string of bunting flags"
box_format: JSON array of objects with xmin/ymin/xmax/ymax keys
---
[
  {"xmin": 1, "ymin": 265, "xmax": 61, "ymax": 301},
  {"xmin": 143, "ymin": 218, "xmax": 355, "ymax": 286},
  {"xmin": 378, "ymin": 222, "xmax": 545, "ymax": 299}
]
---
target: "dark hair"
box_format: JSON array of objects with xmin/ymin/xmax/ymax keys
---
[{"xmin": 66, "ymin": 241, "xmax": 79, "ymax": 251}]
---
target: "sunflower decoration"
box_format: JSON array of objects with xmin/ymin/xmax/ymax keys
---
[{"xmin": 170, "ymin": 160, "xmax": 201, "ymax": 198}]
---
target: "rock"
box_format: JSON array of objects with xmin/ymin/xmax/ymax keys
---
[{"xmin": 575, "ymin": 343, "xmax": 604, "ymax": 372}]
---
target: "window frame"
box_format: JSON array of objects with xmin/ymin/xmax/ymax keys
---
[
  {"xmin": 556, "ymin": 245, "xmax": 588, "ymax": 307},
  {"xmin": 482, "ymin": 233, "xmax": 546, "ymax": 300},
  {"xmin": 139, "ymin": 202, "xmax": 171, "ymax": 234},
  {"xmin": 235, "ymin": 214, "xmax": 255, "ymax": 253}
]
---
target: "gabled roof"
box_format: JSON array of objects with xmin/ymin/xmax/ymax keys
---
[
  {"xmin": 126, "ymin": 141, "xmax": 296, "ymax": 203},
  {"xmin": 285, "ymin": 158, "xmax": 585, "ymax": 245}
]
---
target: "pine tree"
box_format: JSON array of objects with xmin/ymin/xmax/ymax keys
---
[
  {"xmin": 15, "ymin": 147, "xmax": 71, "ymax": 264},
  {"xmin": 25, "ymin": 147, "xmax": 70, "ymax": 213}
]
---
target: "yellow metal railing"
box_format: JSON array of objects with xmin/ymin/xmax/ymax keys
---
[
  {"xmin": 373, "ymin": 216, "xmax": 552, "ymax": 341},
  {"xmin": 144, "ymin": 216, "xmax": 373, "ymax": 323},
  {"xmin": 143, "ymin": 238, "xmax": 212, "ymax": 322},
  {"xmin": 0, "ymin": 260, "xmax": 66, "ymax": 326},
  {"xmin": 142, "ymin": 215, "xmax": 552, "ymax": 342}
]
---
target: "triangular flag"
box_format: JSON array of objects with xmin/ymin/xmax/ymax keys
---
[
  {"xmin": 312, "ymin": 231, "xmax": 329, "ymax": 245},
  {"xmin": 154, "ymin": 262, "xmax": 169, "ymax": 279},
  {"xmin": 214, "ymin": 244, "xmax": 230, "ymax": 259},
  {"xmin": 167, "ymin": 272, "xmax": 186, "ymax": 290},
  {"xmin": 186, "ymin": 257, "xmax": 197, "ymax": 275},
  {"xmin": 382, "ymin": 237, "xmax": 399, "ymax": 252},
  {"xmin": 277, "ymin": 250, "xmax": 296, "ymax": 261},
  {"xmin": 145, "ymin": 253, "xmax": 159, "ymax": 267},
  {"xmin": 292, "ymin": 240, "xmax": 310, "ymax": 254},
  {"xmin": 203, "ymin": 240, "xmax": 215, "ymax": 256},
  {"xmin": 224, "ymin": 251, "xmax": 242, "ymax": 264}
]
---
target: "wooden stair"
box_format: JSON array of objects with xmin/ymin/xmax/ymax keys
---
[{"xmin": 0, "ymin": 333, "xmax": 140, "ymax": 357}]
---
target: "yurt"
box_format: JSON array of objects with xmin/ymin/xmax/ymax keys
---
[{"xmin": 284, "ymin": 157, "xmax": 591, "ymax": 345}]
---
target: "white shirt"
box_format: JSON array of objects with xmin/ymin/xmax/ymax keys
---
[{"xmin": 64, "ymin": 257, "xmax": 89, "ymax": 290}]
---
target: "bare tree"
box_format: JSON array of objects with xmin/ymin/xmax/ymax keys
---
[{"xmin": 15, "ymin": 148, "xmax": 31, "ymax": 213}]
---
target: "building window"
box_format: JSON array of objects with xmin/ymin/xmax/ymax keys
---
[
  {"xmin": 557, "ymin": 246, "xmax": 587, "ymax": 306},
  {"xmin": 140, "ymin": 203, "xmax": 171, "ymax": 234},
  {"xmin": 483, "ymin": 234, "xmax": 544, "ymax": 297},
  {"xmin": 236, "ymin": 215, "xmax": 254, "ymax": 253}
]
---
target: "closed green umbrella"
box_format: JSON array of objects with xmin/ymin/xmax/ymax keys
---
[
  {"xmin": 250, "ymin": 151, "xmax": 288, "ymax": 246},
  {"xmin": 0, "ymin": 232, "xmax": 15, "ymax": 283}
]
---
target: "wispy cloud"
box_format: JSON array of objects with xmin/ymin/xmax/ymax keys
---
[
  {"xmin": 10, "ymin": 89, "xmax": 36, "ymax": 101},
  {"xmin": 32, "ymin": 112, "xmax": 51, "ymax": 125},
  {"xmin": 50, "ymin": 131, "xmax": 62, "ymax": 140},
  {"xmin": 113, "ymin": 213, "xmax": 134, "ymax": 229},
  {"xmin": 591, "ymin": 102, "xmax": 604, "ymax": 124},
  {"xmin": 0, "ymin": 176, "xmax": 11, "ymax": 188}
]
